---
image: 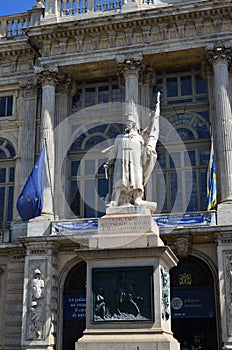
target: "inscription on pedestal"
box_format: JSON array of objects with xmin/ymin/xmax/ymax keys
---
[{"xmin": 98, "ymin": 215, "xmax": 153, "ymax": 234}]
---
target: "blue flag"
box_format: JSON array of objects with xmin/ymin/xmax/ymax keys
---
[
  {"xmin": 17, "ymin": 147, "xmax": 45, "ymax": 221},
  {"xmin": 207, "ymin": 140, "xmax": 217, "ymax": 211}
]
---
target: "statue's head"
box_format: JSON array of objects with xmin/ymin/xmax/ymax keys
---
[
  {"xmin": 124, "ymin": 112, "xmax": 140, "ymax": 131},
  {"xmin": 125, "ymin": 120, "xmax": 137, "ymax": 133},
  {"xmin": 34, "ymin": 269, "xmax": 42, "ymax": 277}
]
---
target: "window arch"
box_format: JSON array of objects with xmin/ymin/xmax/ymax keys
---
[
  {"xmin": 150, "ymin": 112, "xmax": 210, "ymax": 213},
  {"xmin": 68, "ymin": 123, "xmax": 123, "ymax": 218},
  {"xmin": 0, "ymin": 139, "xmax": 15, "ymax": 228}
]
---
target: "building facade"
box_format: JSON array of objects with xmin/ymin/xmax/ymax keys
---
[{"xmin": 0, "ymin": 0, "xmax": 232, "ymax": 349}]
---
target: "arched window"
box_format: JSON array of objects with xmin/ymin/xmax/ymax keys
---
[
  {"xmin": 68, "ymin": 123, "xmax": 123, "ymax": 218},
  {"xmin": 150, "ymin": 112, "xmax": 210, "ymax": 213},
  {"xmin": 0, "ymin": 139, "xmax": 15, "ymax": 227},
  {"xmin": 151, "ymin": 67, "xmax": 210, "ymax": 213}
]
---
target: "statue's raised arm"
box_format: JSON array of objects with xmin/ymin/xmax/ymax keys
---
[{"xmin": 142, "ymin": 92, "xmax": 160, "ymax": 186}]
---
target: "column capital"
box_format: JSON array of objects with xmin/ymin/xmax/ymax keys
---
[
  {"xmin": 116, "ymin": 52, "xmax": 143, "ymax": 76},
  {"xmin": 201, "ymin": 60, "xmax": 213, "ymax": 79},
  {"xmin": 141, "ymin": 64, "xmax": 155, "ymax": 85},
  {"xmin": 35, "ymin": 64, "xmax": 64, "ymax": 87},
  {"xmin": 57, "ymin": 75, "xmax": 73, "ymax": 94},
  {"xmin": 19, "ymin": 77, "xmax": 38, "ymax": 98},
  {"xmin": 206, "ymin": 43, "xmax": 232, "ymax": 66}
]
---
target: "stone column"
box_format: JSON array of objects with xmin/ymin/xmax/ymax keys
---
[
  {"xmin": 202, "ymin": 62, "xmax": 219, "ymax": 195},
  {"xmin": 206, "ymin": 44, "xmax": 232, "ymax": 224},
  {"xmin": 229, "ymin": 66, "xmax": 232, "ymax": 107},
  {"xmin": 21, "ymin": 241, "xmax": 59, "ymax": 350},
  {"xmin": 217, "ymin": 234, "xmax": 232, "ymax": 349},
  {"xmin": 13, "ymin": 78, "xmax": 38, "ymax": 224},
  {"xmin": 54, "ymin": 77, "xmax": 72, "ymax": 219},
  {"xmin": 140, "ymin": 64, "xmax": 155, "ymax": 129},
  {"xmin": 36, "ymin": 65, "xmax": 60, "ymax": 218},
  {"xmin": 117, "ymin": 53, "xmax": 142, "ymax": 128}
]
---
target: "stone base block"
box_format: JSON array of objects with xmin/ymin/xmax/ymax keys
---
[
  {"xmin": 89, "ymin": 230, "xmax": 163, "ymax": 249},
  {"xmin": 95, "ymin": 206, "xmax": 163, "ymax": 249},
  {"xmin": 27, "ymin": 217, "xmax": 52, "ymax": 236},
  {"xmin": 76, "ymin": 330, "xmax": 180, "ymax": 350},
  {"xmin": 99, "ymin": 208, "xmax": 157, "ymax": 235},
  {"xmin": 217, "ymin": 202, "xmax": 232, "ymax": 225}
]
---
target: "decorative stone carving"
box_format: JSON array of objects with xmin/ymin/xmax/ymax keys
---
[
  {"xmin": 76, "ymin": 37, "xmax": 84, "ymax": 51},
  {"xmin": 206, "ymin": 43, "xmax": 231, "ymax": 66},
  {"xmin": 35, "ymin": 64, "xmax": 62, "ymax": 87},
  {"xmin": 226, "ymin": 254, "xmax": 232, "ymax": 335},
  {"xmin": 161, "ymin": 266, "xmax": 170, "ymax": 321},
  {"xmin": 29, "ymin": 267, "xmax": 46, "ymax": 339},
  {"xmin": 20, "ymin": 78, "xmax": 38, "ymax": 98},
  {"xmin": 174, "ymin": 235, "xmax": 192, "ymax": 257},
  {"xmin": 108, "ymin": 32, "xmax": 116, "ymax": 47}
]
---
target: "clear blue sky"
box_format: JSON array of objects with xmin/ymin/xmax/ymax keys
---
[{"xmin": 0, "ymin": 1, "xmax": 37, "ymax": 16}]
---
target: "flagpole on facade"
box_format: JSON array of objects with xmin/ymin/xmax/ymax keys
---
[{"xmin": 44, "ymin": 138, "xmax": 56, "ymax": 220}]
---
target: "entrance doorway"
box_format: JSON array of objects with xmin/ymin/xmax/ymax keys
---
[
  {"xmin": 170, "ymin": 256, "xmax": 218, "ymax": 350},
  {"xmin": 63, "ymin": 261, "xmax": 86, "ymax": 350}
]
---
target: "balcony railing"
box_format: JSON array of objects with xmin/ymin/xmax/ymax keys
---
[
  {"xmin": 61, "ymin": 0, "xmax": 122, "ymax": 15},
  {"xmin": 0, "ymin": 13, "xmax": 31, "ymax": 38}
]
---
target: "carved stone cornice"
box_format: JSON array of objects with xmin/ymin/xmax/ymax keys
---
[{"xmin": 206, "ymin": 43, "xmax": 232, "ymax": 66}]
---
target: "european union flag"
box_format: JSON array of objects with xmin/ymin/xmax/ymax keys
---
[
  {"xmin": 17, "ymin": 147, "xmax": 45, "ymax": 221},
  {"xmin": 207, "ymin": 140, "xmax": 217, "ymax": 211}
]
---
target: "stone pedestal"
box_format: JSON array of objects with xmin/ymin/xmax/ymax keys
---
[{"xmin": 76, "ymin": 207, "xmax": 180, "ymax": 350}]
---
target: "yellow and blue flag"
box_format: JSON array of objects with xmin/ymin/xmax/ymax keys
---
[
  {"xmin": 207, "ymin": 140, "xmax": 217, "ymax": 211},
  {"xmin": 17, "ymin": 147, "xmax": 45, "ymax": 221}
]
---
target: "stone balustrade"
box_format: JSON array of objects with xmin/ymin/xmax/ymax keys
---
[
  {"xmin": 0, "ymin": 13, "xmax": 31, "ymax": 38},
  {"xmin": 60, "ymin": 0, "xmax": 122, "ymax": 15}
]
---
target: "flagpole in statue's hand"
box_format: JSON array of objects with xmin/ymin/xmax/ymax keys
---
[{"xmin": 103, "ymin": 162, "xmax": 109, "ymax": 180}]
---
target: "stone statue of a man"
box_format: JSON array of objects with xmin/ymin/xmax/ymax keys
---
[{"xmin": 104, "ymin": 93, "xmax": 160, "ymax": 211}]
